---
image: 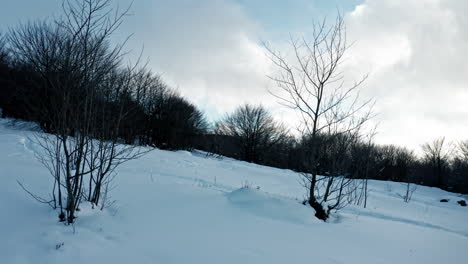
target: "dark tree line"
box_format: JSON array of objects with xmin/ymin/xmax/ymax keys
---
[
  {"xmin": 0, "ymin": 25, "xmax": 207, "ymax": 152},
  {"xmin": 201, "ymin": 128, "xmax": 468, "ymax": 195},
  {"xmin": 0, "ymin": 0, "xmax": 208, "ymax": 224}
]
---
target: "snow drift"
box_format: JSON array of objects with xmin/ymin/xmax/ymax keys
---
[{"xmin": 0, "ymin": 118, "xmax": 467, "ymax": 264}]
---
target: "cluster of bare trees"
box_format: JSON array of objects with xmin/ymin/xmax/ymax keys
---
[
  {"xmin": 421, "ymin": 137, "xmax": 452, "ymax": 188},
  {"xmin": 0, "ymin": 1, "xmax": 208, "ymax": 145},
  {"xmin": 214, "ymin": 104, "xmax": 288, "ymax": 163},
  {"xmin": 0, "ymin": 33, "xmax": 6, "ymax": 63},
  {"xmin": 0, "ymin": 33, "xmax": 12, "ymax": 115},
  {"xmin": 261, "ymin": 14, "xmax": 374, "ymax": 220},
  {"xmin": 6, "ymin": 0, "xmax": 150, "ymax": 224},
  {"xmin": 0, "ymin": 0, "xmax": 207, "ymax": 224},
  {"xmin": 420, "ymin": 138, "xmax": 468, "ymax": 193}
]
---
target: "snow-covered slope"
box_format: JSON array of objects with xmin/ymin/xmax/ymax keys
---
[{"xmin": 1, "ymin": 118, "xmax": 467, "ymax": 264}]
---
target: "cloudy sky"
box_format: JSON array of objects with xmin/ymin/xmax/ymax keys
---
[{"xmin": 1, "ymin": 0, "xmax": 467, "ymax": 152}]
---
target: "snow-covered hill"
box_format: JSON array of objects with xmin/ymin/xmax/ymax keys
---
[{"xmin": 1, "ymin": 118, "xmax": 467, "ymax": 264}]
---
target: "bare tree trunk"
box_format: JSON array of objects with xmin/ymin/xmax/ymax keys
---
[{"xmin": 266, "ymin": 13, "xmax": 373, "ymax": 220}]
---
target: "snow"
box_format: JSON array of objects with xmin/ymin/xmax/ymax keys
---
[{"xmin": 0, "ymin": 118, "xmax": 467, "ymax": 264}]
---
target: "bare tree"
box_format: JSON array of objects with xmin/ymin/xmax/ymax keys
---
[
  {"xmin": 0, "ymin": 32, "xmax": 10, "ymax": 118},
  {"xmin": 394, "ymin": 147, "xmax": 417, "ymax": 202},
  {"xmin": 450, "ymin": 140, "xmax": 468, "ymax": 193},
  {"xmin": 265, "ymin": 13, "xmax": 373, "ymax": 220},
  {"xmin": 315, "ymin": 131, "xmax": 362, "ymax": 214},
  {"xmin": 0, "ymin": 32, "xmax": 7, "ymax": 63},
  {"xmin": 459, "ymin": 140, "xmax": 468, "ymax": 161},
  {"xmin": 351, "ymin": 130, "xmax": 378, "ymax": 208},
  {"xmin": 422, "ymin": 137, "xmax": 452, "ymax": 188},
  {"xmin": 9, "ymin": 0, "xmax": 148, "ymax": 224},
  {"xmin": 375, "ymin": 145, "xmax": 416, "ymax": 182},
  {"xmin": 401, "ymin": 181, "xmax": 417, "ymax": 203},
  {"xmin": 215, "ymin": 104, "xmax": 288, "ymax": 163}
]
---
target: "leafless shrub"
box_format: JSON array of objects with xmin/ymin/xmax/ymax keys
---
[
  {"xmin": 399, "ymin": 182, "xmax": 417, "ymax": 203},
  {"xmin": 9, "ymin": 0, "xmax": 149, "ymax": 224}
]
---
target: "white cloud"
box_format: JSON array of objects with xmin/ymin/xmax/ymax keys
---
[
  {"xmin": 116, "ymin": 0, "xmax": 468, "ymax": 151},
  {"xmin": 119, "ymin": 0, "xmax": 274, "ymax": 120},
  {"xmin": 344, "ymin": 0, "xmax": 468, "ymax": 151}
]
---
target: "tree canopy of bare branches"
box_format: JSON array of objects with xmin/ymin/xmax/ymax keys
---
[
  {"xmin": 0, "ymin": 33, "xmax": 8, "ymax": 64},
  {"xmin": 458, "ymin": 140, "xmax": 468, "ymax": 161},
  {"xmin": 421, "ymin": 137, "xmax": 452, "ymax": 188},
  {"xmin": 215, "ymin": 104, "xmax": 288, "ymax": 163},
  {"xmin": 8, "ymin": 0, "xmax": 149, "ymax": 224},
  {"xmin": 265, "ymin": 13, "xmax": 373, "ymax": 220}
]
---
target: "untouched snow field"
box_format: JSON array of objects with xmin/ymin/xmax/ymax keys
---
[{"xmin": 1, "ymin": 118, "xmax": 467, "ymax": 264}]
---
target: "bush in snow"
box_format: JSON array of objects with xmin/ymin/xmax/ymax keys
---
[{"xmin": 10, "ymin": 0, "xmax": 149, "ymax": 224}]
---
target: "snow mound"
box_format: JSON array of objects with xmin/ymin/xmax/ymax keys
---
[
  {"xmin": 177, "ymin": 150, "xmax": 192, "ymax": 156},
  {"xmin": 226, "ymin": 187, "xmax": 318, "ymax": 225}
]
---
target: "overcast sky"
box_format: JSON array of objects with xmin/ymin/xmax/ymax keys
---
[{"xmin": 1, "ymin": 0, "xmax": 467, "ymax": 152}]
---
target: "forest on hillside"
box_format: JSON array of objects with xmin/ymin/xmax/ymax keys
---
[{"xmin": 1, "ymin": 0, "xmax": 467, "ymax": 223}]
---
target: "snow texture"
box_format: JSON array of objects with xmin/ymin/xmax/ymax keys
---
[{"xmin": 0, "ymin": 118, "xmax": 467, "ymax": 264}]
